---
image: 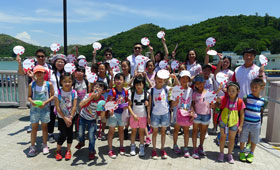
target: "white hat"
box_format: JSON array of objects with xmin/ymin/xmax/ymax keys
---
[
  {"xmin": 157, "ymin": 69, "xmax": 170, "ymax": 79},
  {"xmin": 77, "ymin": 55, "xmax": 86, "ymax": 60},
  {"xmin": 179, "ymin": 70, "xmax": 191, "ymax": 78}
]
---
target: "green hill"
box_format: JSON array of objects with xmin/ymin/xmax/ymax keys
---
[{"xmin": 1, "ymin": 15, "xmax": 280, "ymax": 63}]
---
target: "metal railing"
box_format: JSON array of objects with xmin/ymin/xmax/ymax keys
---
[{"xmin": 0, "ymin": 70, "xmax": 28, "ymax": 108}]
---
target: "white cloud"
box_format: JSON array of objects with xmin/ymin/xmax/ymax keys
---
[
  {"xmin": 15, "ymin": 31, "xmax": 40, "ymax": 45},
  {"xmin": 30, "ymin": 29, "xmax": 60, "ymax": 37},
  {"xmin": 35, "ymin": 8, "xmax": 62, "ymax": 17}
]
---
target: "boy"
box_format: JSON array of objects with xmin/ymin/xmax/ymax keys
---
[
  {"xmin": 75, "ymin": 81, "xmax": 106, "ymax": 160},
  {"xmin": 107, "ymin": 73, "xmax": 129, "ymax": 159},
  {"xmin": 239, "ymin": 78, "xmax": 267, "ymax": 163}
]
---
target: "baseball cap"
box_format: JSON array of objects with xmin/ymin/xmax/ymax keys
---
[
  {"xmin": 33, "ymin": 65, "xmax": 45, "ymax": 73},
  {"xmin": 179, "ymin": 70, "xmax": 191, "ymax": 78},
  {"xmin": 193, "ymin": 74, "xmax": 205, "ymax": 83},
  {"xmin": 77, "ymin": 55, "xmax": 86, "ymax": 60}
]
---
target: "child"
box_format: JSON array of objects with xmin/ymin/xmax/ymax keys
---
[
  {"xmin": 217, "ymin": 82, "xmax": 245, "ymax": 163},
  {"xmin": 27, "ymin": 65, "xmax": 54, "ymax": 157},
  {"xmin": 107, "ymin": 73, "xmax": 129, "ymax": 159},
  {"xmin": 191, "ymin": 74, "xmax": 211, "ymax": 159},
  {"xmin": 171, "ymin": 70, "xmax": 195, "ymax": 158},
  {"xmin": 239, "ymin": 78, "xmax": 267, "ymax": 163},
  {"xmin": 121, "ymin": 60, "xmax": 132, "ymax": 89},
  {"xmin": 145, "ymin": 60, "xmax": 156, "ymax": 88},
  {"xmin": 128, "ymin": 76, "xmax": 149, "ymax": 157},
  {"xmin": 54, "ymin": 73, "xmax": 78, "ymax": 161},
  {"xmin": 148, "ymin": 69, "xmax": 177, "ymax": 160},
  {"xmin": 73, "ymin": 66, "xmax": 89, "ymax": 135},
  {"xmin": 75, "ymin": 81, "xmax": 106, "ymax": 160}
]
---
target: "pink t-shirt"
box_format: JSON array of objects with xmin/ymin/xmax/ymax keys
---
[{"xmin": 192, "ymin": 90, "xmax": 211, "ymax": 115}]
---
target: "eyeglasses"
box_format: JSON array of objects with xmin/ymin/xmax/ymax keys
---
[
  {"xmin": 105, "ymin": 53, "xmax": 112, "ymax": 56},
  {"xmin": 36, "ymin": 55, "xmax": 45, "ymax": 59},
  {"xmin": 134, "ymin": 47, "xmax": 141, "ymax": 50}
]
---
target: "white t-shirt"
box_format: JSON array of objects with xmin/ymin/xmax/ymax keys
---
[
  {"xmin": 129, "ymin": 91, "xmax": 147, "ymax": 117},
  {"xmin": 50, "ymin": 71, "xmax": 61, "ymax": 105},
  {"xmin": 186, "ymin": 61, "xmax": 202, "ymax": 77},
  {"xmin": 234, "ymin": 64, "xmax": 263, "ymax": 98},
  {"xmin": 204, "ymin": 74, "xmax": 214, "ymax": 91},
  {"xmin": 151, "ymin": 86, "xmax": 171, "ymax": 115},
  {"xmin": 55, "ymin": 89, "xmax": 78, "ymax": 118},
  {"xmin": 127, "ymin": 54, "xmax": 148, "ymax": 76}
]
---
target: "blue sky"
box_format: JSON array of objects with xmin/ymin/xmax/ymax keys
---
[{"xmin": 0, "ymin": 0, "xmax": 279, "ymax": 46}]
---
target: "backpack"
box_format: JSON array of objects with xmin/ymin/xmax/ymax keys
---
[
  {"xmin": 111, "ymin": 87, "xmax": 128, "ymax": 103},
  {"xmin": 57, "ymin": 88, "xmax": 76, "ymax": 101},
  {"xmin": 150, "ymin": 86, "xmax": 169, "ymax": 115},
  {"xmin": 31, "ymin": 81, "xmax": 50, "ymax": 98},
  {"xmin": 98, "ymin": 74, "xmax": 110, "ymax": 87},
  {"xmin": 130, "ymin": 88, "xmax": 148, "ymax": 114}
]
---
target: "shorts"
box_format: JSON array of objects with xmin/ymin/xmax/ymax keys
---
[
  {"xmin": 106, "ymin": 112, "xmax": 125, "ymax": 127},
  {"xmin": 30, "ymin": 107, "xmax": 50, "ymax": 124},
  {"xmin": 130, "ymin": 116, "xmax": 147, "ymax": 129},
  {"xmin": 219, "ymin": 121, "xmax": 238, "ymax": 131},
  {"xmin": 151, "ymin": 113, "xmax": 170, "ymax": 128},
  {"xmin": 193, "ymin": 114, "xmax": 211, "ymax": 125},
  {"xmin": 239, "ymin": 122, "xmax": 261, "ymax": 144}
]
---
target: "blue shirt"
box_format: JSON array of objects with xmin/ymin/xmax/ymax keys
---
[{"xmin": 244, "ymin": 94, "xmax": 266, "ymax": 124}]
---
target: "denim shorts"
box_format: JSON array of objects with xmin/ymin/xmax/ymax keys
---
[
  {"xmin": 239, "ymin": 122, "xmax": 261, "ymax": 144},
  {"xmin": 193, "ymin": 114, "xmax": 211, "ymax": 125},
  {"xmin": 30, "ymin": 107, "xmax": 50, "ymax": 124},
  {"xmin": 106, "ymin": 112, "xmax": 125, "ymax": 127},
  {"xmin": 151, "ymin": 113, "xmax": 170, "ymax": 128},
  {"xmin": 219, "ymin": 121, "xmax": 238, "ymax": 131}
]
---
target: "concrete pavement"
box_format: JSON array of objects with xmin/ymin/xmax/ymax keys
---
[{"xmin": 0, "ymin": 108, "xmax": 279, "ymax": 170}]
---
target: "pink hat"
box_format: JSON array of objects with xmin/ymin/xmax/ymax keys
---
[{"xmin": 33, "ymin": 65, "xmax": 45, "ymax": 73}]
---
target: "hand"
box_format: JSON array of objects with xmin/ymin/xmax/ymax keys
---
[
  {"xmin": 161, "ymin": 37, "xmax": 166, "ymax": 43},
  {"xmin": 64, "ymin": 117, "xmax": 72, "ymax": 127},
  {"xmin": 133, "ymin": 115, "xmax": 139, "ymax": 121},
  {"xmin": 206, "ymin": 46, "xmax": 210, "ymax": 53},
  {"xmin": 217, "ymin": 53, "xmax": 223, "ymax": 60},
  {"xmin": 190, "ymin": 111, "xmax": 195, "ymax": 121},
  {"xmin": 144, "ymin": 101, "xmax": 149, "ymax": 106},
  {"xmin": 134, "ymin": 66, "xmax": 138, "ymax": 76},
  {"xmin": 27, "ymin": 70, "xmax": 35, "ymax": 79},
  {"xmin": 142, "ymin": 71, "xmax": 147, "ymax": 78},
  {"xmin": 16, "ymin": 54, "xmax": 21, "ymax": 63},
  {"xmin": 39, "ymin": 101, "xmax": 47, "ymax": 109},
  {"xmin": 259, "ymin": 65, "xmax": 264, "ymax": 77},
  {"xmin": 110, "ymin": 110, "xmax": 114, "ymax": 116},
  {"xmin": 170, "ymin": 73, "xmax": 176, "ymax": 79},
  {"xmin": 172, "ymin": 51, "xmax": 176, "ymax": 59},
  {"xmin": 147, "ymin": 116, "xmax": 151, "ymax": 125},
  {"xmin": 238, "ymin": 126, "xmax": 242, "ymax": 135},
  {"xmin": 108, "ymin": 68, "xmax": 114, "ymax": 77},
  {"xmin": 173, "ymin": 96, "xmax": 180, "ymax": 106},
  {"xmin": 148, "ymin": 45, "xmax": 153, "ymax": 52},
  {"xmin": 30, "ymin": 101, "xmax": 37, "ymax": 107}
]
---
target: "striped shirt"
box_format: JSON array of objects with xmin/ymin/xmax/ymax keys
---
[{"xmin": 244, "ymin": 94, "xmax": 265, "ymax": 124}]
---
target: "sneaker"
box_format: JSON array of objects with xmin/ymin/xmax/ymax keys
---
[
  {"xmin": 130, "ymin": 144, "xmax": 136, "ymax": 156},
  {"xmin": 198, "ymin": 145, "xmax": 206, "ymax": 156},
  {"xmin": 28, "ymin": 146, "xmax": 36, "ymax": 157},
  {"xmin": 65, "ymin": 150, "xmax": 71, "ymax": 160},
  {"xmin": 210, "ymin": 128, "xmax": 217, "ymax": 135},
  {"xmin": 108, "ymin": 150, "xmax": 116, "ymax": 159},
  {"xmin": 88, "ymin": 152, "xmax": 95, "ymax": 160},
  {"xmin": 218, "ymin": 152, "xmax": 224, "ymax": 162},
  {"xmin": 42, "ymin": 144, "xmax": 49, "ymax": 155},
  {"xmin": 227, "ymin": 154, "xmax": 234, "ymax": 164},
  {"xmin": 27, "ymin": 126, "xmax": 32, "ymax": 133},
  {"xmin": 148, "ymin": 128, "xmax": 153, "ymax": 135},
  {"xmin": 173, "ymin": 145, "xmax": 181, "ymax": 154},
  {"xmin": 183, "ymin": 148, "xmax": 190, "ymax": 158},
  {"xmin": 192, "ymin": 149, "xmax": 199, "ymax": 159},
  {"xmin": 55, "ymin": 150, "xmax": 62, "ymax": 161},
  {"xmin": 245, "ymin": 143, "xmax": 251, "ymax": 153},
  {"xmin": 246, "ymin": 153, "xmax": 254, "ymax": 163},
  {"xmin": 205, "ymin": 132, "xmax": 209, "ymax": 139},
  {"xmin": 139, "ymin": 144, "xmax": 145, "ymax": 157},
  {"xmin": 119, "ymin": 147, "xmax": 125, "ymax": 155},
  {"xmin": 151, "ymin": 150, "xmax": 158, "ymax": 160},
  {"xmin": 101, "ymin": 132, "xmax": 107, "ymax": 141},
  {"xmin": 161, "ymin": 149, "xmax": 168, "ymax": 159},
  {"xmin": 124, "ymin": 129, "xmax": 129, "ymax": 140},
  {"xmin": 166, "ymin": 129, "xmax": 171, "ymax": 135},
  {"xmin": 239, "ymin": 152, "xmax": 246, "ymax": 162},
  {"xmin": 75, "ymin": 142, "xmax": 85, "ymax": 149},
  {"xmin": 145, "ymin": 137, "xmax": 151, "ymax": 145},
  {"xmin": 48, "ymin": 134, "xmax": 56, "ymax": 143}
]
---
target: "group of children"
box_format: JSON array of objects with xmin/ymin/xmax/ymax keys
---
[{"xmin": 27, "ymin": 46, "xmax": 267, "ymax": 165}]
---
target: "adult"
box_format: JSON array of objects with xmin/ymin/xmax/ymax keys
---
[
  {"xmin": 185, "ymin": 50, "xmax": 202, "ymax": 80},
  {"xmin": 127, "ymin": 43, "xmax": 148, "ymax": 76},
  {"xmin": 149, "ymin": 37, "xmax": 169, "ymax": 72},
  {"xmin": 232, "ymin": 48, "xmax": 265, "ymax": 98},
  {"xmin": 48, "ymin": 54, "xmax": 67, "ymax": 142}
]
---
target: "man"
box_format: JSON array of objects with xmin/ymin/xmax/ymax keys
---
[
  {"xmin": 232, "ymin": 48, "xmax": 265, "ymax": 98},
  {"xmin": 127, "ymin": 43, "xmax": 148, "ymax": 76}
]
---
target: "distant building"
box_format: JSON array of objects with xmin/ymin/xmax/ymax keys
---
[
  {"xmin": 255, "ymin": 51, "xmax": 280, "ymax": 70},
  {"xmin": 212, "ymin": 51, "xmax": 244, "ymax": 69}
]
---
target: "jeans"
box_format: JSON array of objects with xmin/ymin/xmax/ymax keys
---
[{"xmin": 78, "ymin": 117, "xmax": 97, "ymax": 152}]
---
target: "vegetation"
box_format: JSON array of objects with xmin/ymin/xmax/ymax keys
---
[{"xmin": 1, "ymin": 15, "xmax": 280, "ymax": 63}]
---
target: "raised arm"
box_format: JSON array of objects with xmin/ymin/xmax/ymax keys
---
[
  {"xmin": 149, "ymin": 45, "xmax": 155, "ymax": 63},
  {"xmin": 16, "ymin": 55, "xmax": 25, "ymax": 76},
  {"xmin": 92, "ymin": 49, "xmax": 97, "ymax": 64},
  {"xmin": 204, "ymin": 46, "xmax": 210, "ymax": 65},
  {"xmin": 162, "ymin": 37, "xmax": 169, "ymax": 60},
  {"xmin": 214, "ymin": 53, "xmax": 223, "ymax": 76}
]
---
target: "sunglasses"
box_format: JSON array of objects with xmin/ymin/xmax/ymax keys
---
[
  {"xmin": 134, "ymin": 47, "xmax": 141, "ymax": 50},
  {"xmin": 36, "ymin": 55, "xmax": 45, "ymax": 59}
]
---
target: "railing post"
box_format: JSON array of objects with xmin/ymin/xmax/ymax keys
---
[
  {"xmin": 18, "ymin": 74, "xmax": 28, "ymax": 109},
  {"xmin": 266, "ymin": 80, "xmax": 280, "ymax": 145}
]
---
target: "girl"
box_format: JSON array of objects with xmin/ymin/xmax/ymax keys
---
[
  {"xmin": 149, "ymin": 38, "xmax": 169, "ymax": 72},
  {"xmin": 128, "ymin": 76, "xmax": 149, "ymax": 157},
  {"xmin": 145, "ymin": 60, "xmax": 156, "ymax": 88},
  {"xmin": 218, "ymin": 82, "xmax": 245, "ymax": 164},
  {"xmin": 185, "ymin": 50, "xmax": 202, "ymax": 79},
  {"xmin": 191, "ymin": 74, "xmax": 211, "ymax": 159},
  {"xmin": 54, "ymin": 73, "xmax": 78, "ymax": 161},
  {"xmin": 121, "ymin": 60, "xmax": 132, "ymax": 89},
  {"xmin": 171, "ymin": 70, "xmax": 194, "ymax": 158},
  {"xmin": 27, "ymin": 65, "xmax": 54, "ymax": 157}
]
